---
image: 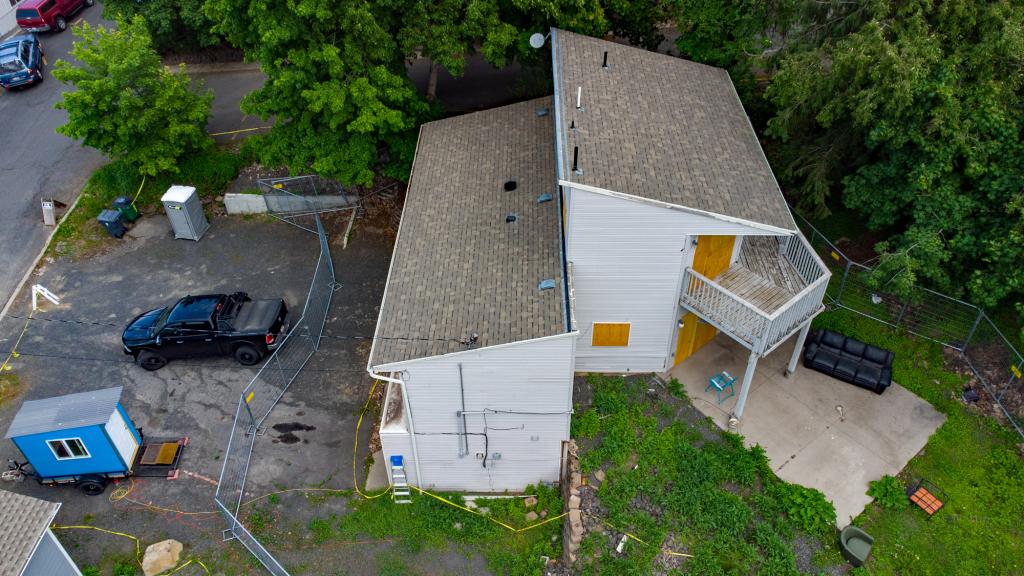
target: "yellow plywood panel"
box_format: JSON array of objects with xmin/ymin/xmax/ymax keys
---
[
  {"xmin": 675, "ymin": 313, "xmax": 719, "ymax": 367},
  {"xmin": 593, "ymin": 322, "xmax": 631, "ymax": 347},
  {"xmin": 693, "ymin": 235, "xmax": 736, "ymax": 279}
]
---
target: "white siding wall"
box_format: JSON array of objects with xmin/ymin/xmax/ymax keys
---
[
  {"xmin": 22, "ymin": 530, "xmax": 81, "ymax": 576},
  {"xmin": 105, "ymin": 410, "xmax": 139, "ymax": 469},
  {"xmin": 566, "ymin": 187, "xmax": 766, "ymax": 372},
  {"xmin": 377, "ymin": 333, "xmax": 576, "ymax": 492}
]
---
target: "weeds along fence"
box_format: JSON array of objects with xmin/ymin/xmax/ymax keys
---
[
  {"xmin": 794, "ymin": 212, "xmax": 1024, "ymax": 440},
  {"xmin": 214, "ymin": 178, "xmax": 337, "ymax": 576}
]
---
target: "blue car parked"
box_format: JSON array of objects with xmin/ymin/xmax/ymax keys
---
[{"xmin": 0, "ymin": 34, "xmax": 44, "ymax": 90}]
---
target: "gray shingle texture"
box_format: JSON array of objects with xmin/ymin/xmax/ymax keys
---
[
  {"xmin": 370, "ymin": 97, "xmax": 565, "ymax": 367},
  {"xmin": 555, "ymin": 29, "xmax": 796, "ymax": 231},
  {"xmin": 0, "ymin": 490, "xmax": 60, "ymax": 576},
  {"xmin": 5, "ymin": 386, "xmax": 122, "ymax": 439}
]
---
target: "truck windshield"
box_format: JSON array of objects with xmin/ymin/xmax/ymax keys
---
[{"xmin": 153, "ymin": 307, "xmax": 172, "ymax": 331}]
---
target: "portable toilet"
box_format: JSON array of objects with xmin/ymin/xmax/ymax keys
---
[
  {"xmin": 161, "ymin": 185, "xmax": 209, "ymax": 241},
  {"xmin": 4, "ymin": 386, "xmax": 141, "ymax": 495}
]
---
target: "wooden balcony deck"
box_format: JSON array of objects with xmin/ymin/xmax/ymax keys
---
[
  {"xmin": 680, "ymin": 233, "xmax": 831, "ymax": 355},
  {"xmin": 716, "ymin": 237, "xmax": 807, "ymax": 315}
]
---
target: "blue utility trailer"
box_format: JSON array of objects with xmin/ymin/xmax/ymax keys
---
[{"xmin": 4, "ymin": 386, "xmax": 185, "ymax": 495}]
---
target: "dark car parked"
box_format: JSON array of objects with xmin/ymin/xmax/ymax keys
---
[
  {"xmin": 0, "ymin": 34, "xmax": 43, "ymax": 90},
  {"xmin": 122, "ymin": 292, "xmax": 289, "ymax": 370},
  {"xmin": 16, "ymin": 0, "xmax": 93, "ymax": 33}
]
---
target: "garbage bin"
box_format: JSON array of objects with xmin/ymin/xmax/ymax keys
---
[
  {"xmin": 97, "ymin": 209, "xmax": 126, "ymax": 238},
  {"xmin": 113, "ymin": 196, "xmax": 140, "ymax": 222}
]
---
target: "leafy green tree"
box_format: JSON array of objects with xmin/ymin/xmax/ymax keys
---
[
  {"xmin": 671, "ymin": 0, "xmax": 795, "ymax": 68},
  {"xmin": 603, "ymin": 0, "xmax": 671, "ymax": 50},
  {"xmin": 103, "ymin": 0, "xmax": 221, "ymax": 53},
  {"xmin": 765, "ymin": 0, "xmax": 1024, "ymax": 306},
  {"xmin": 53, "ymin": 16, "xmax": 213, "ymax": 176},
  {"xmin": 204, "ymin": 0, "xmax": 429, "ymax": 185},
  {"xmin": 394, "ymin": 0, "xmax": 518, "ymax": 100}
]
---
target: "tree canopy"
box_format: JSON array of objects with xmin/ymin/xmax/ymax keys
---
[
  {"xmin": 765, "ymin": 0, "xmax": 1024, "ymax": 306},
  {"xmin": 53, "ymin": 16, "xmax": 213, "ymax": 176},
  {"xmin": 102, "ymin": 0, "xmax": 221, "ymax": 53}
]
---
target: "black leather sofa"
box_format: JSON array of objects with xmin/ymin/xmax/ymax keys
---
[{"xmin": 803, "ymin": 329, "xmax": 894, "ymax": 394}]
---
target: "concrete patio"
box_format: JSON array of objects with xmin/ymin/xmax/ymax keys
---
[{"xmin": 664, "ymin": 332, "xmax": 946, "ymax": 525}]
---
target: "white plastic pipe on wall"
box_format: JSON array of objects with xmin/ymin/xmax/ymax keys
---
[{"xmin": 367, "ymin": 370, "xmax": 423, "ymax": 488}]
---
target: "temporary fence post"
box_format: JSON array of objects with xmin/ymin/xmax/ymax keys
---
[
  {"xmin": 895, "ymin": 301, "xmax": 910, "ymax": 327},
  {"xmin": 963, "ymin": 309, "xmax": 984, "ymax": 352},
  {"xmin": 836, "ymin": 261, "xmax": 852, "ymax": 304}
]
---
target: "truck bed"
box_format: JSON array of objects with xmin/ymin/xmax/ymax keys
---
[{"xmin": 231, "ymin": 299, "xmax": 283, "ymax": 333}]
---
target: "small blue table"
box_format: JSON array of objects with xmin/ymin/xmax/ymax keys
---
[{"xmin": 706, "ymin": 371, "xmax": 736, "ymax": 404}]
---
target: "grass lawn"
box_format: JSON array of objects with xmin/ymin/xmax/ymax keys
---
[
  {"xmin": 572, "ymin": 374, "xmax": 842, "ymax": 575},
  {"xmin": 49, "ymin": 147, "xmax": 248, "ymax": 259},
  {"xmin": 814, "ymin": 309, "xmax": 1024, "ymax": 575}
]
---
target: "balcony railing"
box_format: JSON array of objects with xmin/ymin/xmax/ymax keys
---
[{"xmin": 681, "ymin": 233, "xmax": 830, "ymax": 355}]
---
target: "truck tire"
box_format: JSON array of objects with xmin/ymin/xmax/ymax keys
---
[
  {"xmin": 55, "ymin": 16, "xmax": 67, "ymax": 32},
  {"xmin": 234, "ymin": 344, "xmax": 262, "ymax": 366},
  {"xmin": 137, "ymin": 350, "xmax": 167, "ymax": 371},
  {"xmin": 77, "ymin": 476, "xmax": 107, "ymax": 496}
]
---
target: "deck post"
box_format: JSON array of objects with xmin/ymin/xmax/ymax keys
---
[
  {"xmin": 733, "ymin": 350, "xmax": 760, "ymax": 420},
  {"xmin": 785, "ymin": 320, "xmax": 812, "ymax": 377}
]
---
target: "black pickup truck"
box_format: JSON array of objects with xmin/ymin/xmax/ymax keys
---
[{"xmin": 122, "ymin": 292, "xmax": 289, "ymax": 370}]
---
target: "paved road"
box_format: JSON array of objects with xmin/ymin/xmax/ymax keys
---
[
  {"xmin": 0, "ymin": 6, "xmax": 109, "ymax": 315},
  {"xmin": 0, "ymin": 7, "xmax": 267, "ymax": 316}
]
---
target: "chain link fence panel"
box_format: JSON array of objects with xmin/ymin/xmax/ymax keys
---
[
  {"xmin": 793, "ymin": 212, "xmax": 1024, "ymax": 440},
  {"xmin": 213, "ymin": 177, "xmax": 339, "ymax": 575}
]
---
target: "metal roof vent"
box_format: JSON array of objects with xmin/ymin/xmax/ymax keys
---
[
  {"xmin": 536, "ymin": 107, "xmax": 549, "ymax": 117},
  {"xmin": 504, "ymin": 180, "xmax": 517, "ymax": 192},
  {"xmin": 536, "ymin": 193, "xmax": 553, "ymax": 204},
  {"xmin": 506, "ymin": 213, "xmax": 518, "ymax": 223},
  {"xmin": 538, "ymin": 279, "xmax": 556, "ymax": 291}
]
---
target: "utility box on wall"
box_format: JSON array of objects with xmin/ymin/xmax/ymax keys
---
[{"xmin": 161, "ymin": 185, "xmax": 209, "ymax": 241}]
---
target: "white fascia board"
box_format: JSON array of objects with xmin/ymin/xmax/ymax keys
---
[
  {"xmin": 365, "ymin": 126, "xmax": 426, "ymax": 373},
  {"xmin": 371, "ymin": 330, "xmax": 580, "ymax": 372},
  {"xmin": 558, "ymin": 179, "xmax": 796, "ymax": 236}
]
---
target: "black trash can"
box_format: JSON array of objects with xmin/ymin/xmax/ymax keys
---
[
  {"xmin": 113, "ymin": 196, "xmax": 140, "ymax": 222},
  {"xmin": 97, "ymin": 209, "xmax": 126, "ymax": 238}
]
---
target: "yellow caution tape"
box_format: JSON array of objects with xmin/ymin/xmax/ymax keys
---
[
  {"xmin": 353, "ymin": 379, "xmax": 391, "ymax": 499},
  {"xmin": 1, "ymin": 308, "xmax": 33, "ymax": 372},
  {"xmin": 209, "ymin": 126, "xmax": 272, "ymax": 137}
]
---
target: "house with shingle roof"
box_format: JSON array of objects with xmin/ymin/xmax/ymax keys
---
[
  {"xmin": 367, "ymin": 29, "xmax": 830, "ymax": 492},
  {"xmin": 0, "ymin": 490, "xmax": 81, "ymax": 576}
]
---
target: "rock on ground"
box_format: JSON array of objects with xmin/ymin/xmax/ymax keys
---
[{"xmin": 142, "ymin": 539, "xmax": 182, "ymax": 576}]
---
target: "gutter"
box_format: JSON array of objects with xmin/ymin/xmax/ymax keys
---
[
  {"xmin": 366, "ymin": 369, "xmax": 423, "ymax": 489},
  {"xmin": 550, "ymin": 27, "xmax": 573, "ymax": 333}
]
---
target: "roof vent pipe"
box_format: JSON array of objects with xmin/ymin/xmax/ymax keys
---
[
  {"xmin": 572, "ymin": 146, "xmax": 582, "ymax": 176},
  {"xmin": 575, "ymin": 86, "xmax": 583, "ymax": 111},
  {"xmin": 602, "ymin": 51, "xmax": 608, "ymax": 69},
  {"xmin": 504, "ymin": 180, "xmax": 517, "ymax": 191}
]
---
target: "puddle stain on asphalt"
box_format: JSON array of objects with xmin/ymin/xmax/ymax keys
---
[{"xmin": 272, "ymin": 422, "xmax": 316, "ymax": 444}]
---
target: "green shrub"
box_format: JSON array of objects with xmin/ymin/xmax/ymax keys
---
[
  {"xmin": 81, "ymin": 567, "xmax": 100, "ymax": 576},
  {"xmin": 867, "ymin": 475, "xmax": 907, "ymax": 509},
  {"xmin": 768, "ymin": 482, "xmax": 836, "ymax": 537},
  {"xmin": 112, "ymin": 562, "xmax": 136, "ymax": 576},
  {"xmin": 572, "ymin": 408, "xmax": 600, "ymax": 439}
]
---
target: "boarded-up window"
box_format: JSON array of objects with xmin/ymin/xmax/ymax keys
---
[{"xmin": 592, "ymin": 323, "xmax": 630, "ymax": 346}]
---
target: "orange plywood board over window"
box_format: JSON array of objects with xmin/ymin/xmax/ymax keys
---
[{"xmin": 592, "ymin": 323, "xmax": 630, "ymax": 347}]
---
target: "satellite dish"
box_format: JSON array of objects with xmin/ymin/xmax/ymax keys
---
[{"xmin": 529, "ymin": 33, "xmax": 546, "ymax": 49}]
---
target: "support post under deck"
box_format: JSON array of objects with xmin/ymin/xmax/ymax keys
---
[
  {"xmin": 785, "ymin": 321, "xmax": 813, "ymax": 377},
  {"xmin": 733, "ymin": 350, "xmax": 760, "ymax": 420}
]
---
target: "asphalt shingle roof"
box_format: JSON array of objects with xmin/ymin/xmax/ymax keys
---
[
  {"xmin": 554, "ymin": 29, "xmax": 796, "ymax": 231},
  {"xmin": 5, "ymin": 386, "xmax": 122, "ymax": 439},
  {"xmin": 369, "ymin": 97, "xmax": 566, "ymax": 367},
  {"xmin": 0, "ymin": 490, "xmax": 60, "ymax": 576}
]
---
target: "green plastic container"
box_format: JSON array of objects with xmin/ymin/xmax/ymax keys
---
[{"xmin": 113, "ymin": 196, "xmax": 140, "ymax": 222}]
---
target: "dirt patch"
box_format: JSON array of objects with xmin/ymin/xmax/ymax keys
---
[{"xmin": 943, "ymin": 347, "xmax": 1018, "ymax": 426}]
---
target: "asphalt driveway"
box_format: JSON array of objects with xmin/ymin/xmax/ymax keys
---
[{"xmin": 0, "ymin": 211, "xmax": 392, "ymax": 573}]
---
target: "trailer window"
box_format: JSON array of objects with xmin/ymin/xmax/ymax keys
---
[{"xmin": 48, "ymin": 438, "xmax": 90, "ymax": 460}]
